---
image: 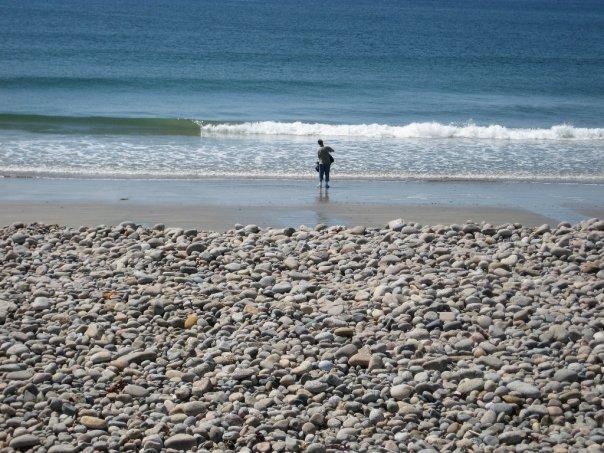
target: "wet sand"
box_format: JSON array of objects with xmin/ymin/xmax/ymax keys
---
[
  {"xmin": 0, "ymin": 201, "xmax": 556, "ymax": 231},
  {"xmin": 0, "ymin": 178, "xmax": 602, "ymax": 229}
]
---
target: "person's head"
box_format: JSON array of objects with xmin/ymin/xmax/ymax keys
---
[{"xmin": 318, "ymin": 139, "xmax": 324, "ymax": 146}]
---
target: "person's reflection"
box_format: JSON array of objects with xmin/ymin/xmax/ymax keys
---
[{"xmin": 317, "ymin": 188, "xmax": 330, "ymax": 203}]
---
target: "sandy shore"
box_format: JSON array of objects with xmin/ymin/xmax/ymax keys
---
[
  {"xmin": 1, "ymin": 219, "xmax": 602, "ymax": 451},
  {"xmin": 1, "ymin": 178, "xmax": 603, "ymax": 229},
  {"xmin": 0, "ymin": 202, "xmax": 556, "ymax": 231}
]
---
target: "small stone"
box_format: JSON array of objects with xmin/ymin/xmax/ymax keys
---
[
  {"xmin": 9, "ymin": 434, "xmax": 39, "ymax": 449},
  {"xmin": 11, "ymin": 232, "xmax": 28, "ymax": 244},
  {"xmin": 48, "ymin": 444, "xmax": 79, "ymax": 453},
  {"xmin": 123, "ymin": 384, "xmax": 149, "ymax": 397},
  {"xmin": 499, "ymin": 430, "xmax": 524, "ymax": 445},
  {"xmin": 111, "ymin": 350, "xmax": 156, "ymax": 370},
  {"xmin": 186, "ymin": 242, "xmax": 205, "ymax": 255},
  {"xmin": 90, "ymin": 350, "xmax": 111, "ymax": 364},
  {"xmin": 334, "ymin": 327, "xmax": 354, "ymax": 338},
  {"xmin": 7, "ymin": 343, "xmax": 28, "ymax": 355},
  {"xmin": 369, "ymin": 408, "xmax": 385, "ymax": 424},
  {"xmin": 177, "ymin": 401, "xmax": 205, "ymax": 416},
  {"xmin": 259, "ymin": 276, "xmax": 276, "ymax": 287},
  {"xmin": 305, "ymin": 443, "xmax": 325, "ymax": 453},
  {"xmin": 335, "ymin": 344, "xmax": 358, "ymax": 358},
  {"xmin": 479, "ymin": 356, "xmax": 503, "ymax": 369},
  {"xmin": 85, "ymin": 323, "xmax": 100, "ymax": 339},
  {"xmin": 6, "ymin": 369, "xmax": 34, "ymax": 380},
  {"xmin": 551, "ymin": 246, "xmax": 571, "ymax": 258},
  {"xmin": 164, "ymin": 433, "xmax": 196, "ymax": 450},
  {"xmin": 388, "ymin": 219, "xmax": 404, "ymax": 231},
  {"xmin": 553, "ymin": 368, "xmax": 579, "ymax": 382},
  {"xmin": 476, "ymin": 315, "xmax": 492, "ymax": 328},
  {"xmin": 457, "ymin": 378, "xmax": 485, "ymax": 395},
  {"xmin": 502, "ymin": 394, "xmax": 524, "ymax": 405},
  {"xmin": 184, "ymin": 313, "xmax": 198, "ymax": 329},
  {"xmin": 462, "ymin": 223, "xmax": 481, "ymax": 233},
  {"xmin": 439, "ymin": 312, "xmax": 456, "ymax": 322},
  {"xmin": 318, "ymin": 360, "xmax": 333, "ymax": 372},
  {"xmin": 0, "ymin": 299, "xmax": 16, "ymax": 321},
  {"xmin": 208, "ymin": 426, "xmax": 224, "ymax": 442},
  {"xmin": 481, "ymin": 410, "xmax": 497, "ymax": 425},
  {"xmin": 243, "ymin": 304, "xmax": 260, "ymax": 315},
  {"xmin": 487, "ymin": 402, "xmax": 515, "ymax": 414},
  {"xmin": 447, "ymin": 422, "xmax": 460, "ymax": 434},
  {"xmin": 325, "ymin": 302, "xmax": 345, "ymax": 315},
  {"xmin": 368, "ymin": 354, "xmax": 384, "ymax": 370},
  {"xmin": 31, "ymin": 296, "xmax": 51, "ymax": 311},
  {"xmin": 580, "ymin": 261, "xmax": 600, "ymax": 273},
  {"xmin": 525, "ymin": 404, "xmax": 548, "ymax": 416},
  {"xmin": 336, "ymin": 427, "xmax": 358, "ymax": 440},
  {"xmin": 422, "ymin": 356, "xmax": 451, "ymax": 371},
  {"xmin": 272, "ymin": 282, "xmax": 292, "ymax": 294},
  {"xmin": 292, "ymin": 360, "xmax": 314, "ymax": 374},
  {"xmin": 80, "ymin": 416, "xmax": 107, "ymax": 429},
  {"xmin": 348, "ymin": 350, "xmax": 372, "ymax": 367},
  {"xmin": 225, "ymin": 262, "xmax": 242, "ymax": 271},
  {"xmin": 255, "ymin": 442, "xmax": 271, "ymax": 452},
  {"xmin": 305, "ymin": 380, "xmax": 329, "ymax": 394},
  {"xmin": 507, "ymin": 381, "xmax": 540, "ymax": 398},
  {"xmin": 231, "ymin": 368, "xmax": 255, "ymax": 381},
  {"xmin": 348, "ymin": 226, "xmax": 366, "ymax": 235},
  {"xmin": 284, "ymin": 257, "xmax": 299, "ymax": 269},
  {"xmin": 407, "ymin": 328, "xmax": 430, "ymax": 340},
  {"xmin": 390, "ymin": 384, "xmax": 413, "ymax": 400},
  {"xmin": 548, "ymin": 324, "xmax": 568, "ymax": 342}
]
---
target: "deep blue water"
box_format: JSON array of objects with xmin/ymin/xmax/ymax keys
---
[
  {"xmin": 0, "ymin": 0, "xmax": 602, "ymax": 180},
  {"xmin": 2, "ymin": 0, "xmax": 603, "ymax": 124}
]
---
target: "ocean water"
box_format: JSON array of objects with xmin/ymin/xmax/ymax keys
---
[{"xmin": 0, "ymin": 0, "xmax": 603, "ymax": 181}]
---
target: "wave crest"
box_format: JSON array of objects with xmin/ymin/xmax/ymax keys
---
[
  {"xmin": 1, "ymin": 114, "xmax": 602, "ymax": 140},
  {"xmin": 196, "ymin": 121, "xmax": 604, "ymax": 140}
]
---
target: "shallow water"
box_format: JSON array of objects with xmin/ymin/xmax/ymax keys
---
[{"xmin": 1, "ymin": 130, "xmax": 603, "ymax": 182}]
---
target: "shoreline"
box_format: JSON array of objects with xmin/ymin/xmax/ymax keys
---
[
  {"xmin": 1, "ymin": 177, "xmax": 603, "ymax": 230},
  {"xmin": 2, "ymin": 172, "xmax": 604, "ymax": 185},
  {"xmin": 0, "ymin": 201, "xmax": 555, "ymax": 231}
]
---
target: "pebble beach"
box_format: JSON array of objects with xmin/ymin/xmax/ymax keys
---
[{"xmin": 1, "ymin": 218, "xmax": 603, "ymax": 452}]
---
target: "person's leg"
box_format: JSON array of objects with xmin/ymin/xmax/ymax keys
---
[
  {"xmin": 325, "ymin": 164, "xmax": 330, "ymax": 187},
  {"xmin": 318, "ymin": 164, "xmax": 325, "ymax": 186}
]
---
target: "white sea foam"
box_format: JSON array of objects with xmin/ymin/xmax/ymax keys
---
[
  {"xmin": 196, "ymin": 121, "xmax": 604, "ymax": 140},
  {"xmin": 2, "ymin": 166, "xmax": 603, "ymax": 183},
  {"xmin": 1, "ymin": 130, "xmax": 602, "ymax": 183}
]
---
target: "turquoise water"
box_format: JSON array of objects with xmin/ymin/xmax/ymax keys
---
[{"xmin": 0, "ymin": 0, "xmax": 603, "ymax": 180}]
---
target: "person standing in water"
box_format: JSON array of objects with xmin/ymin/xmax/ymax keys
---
[{"xmin": 317, "ymin": 139, "xmax": 334, "ymax": 188}]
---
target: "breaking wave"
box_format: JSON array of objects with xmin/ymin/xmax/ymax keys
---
[
  {"xmin": 196, "ymin": 121, "xmax": 604, "ymax": 140},
  {"xmin": 1, "ymin": 114, "xmax": 602, "ymax": 140}
]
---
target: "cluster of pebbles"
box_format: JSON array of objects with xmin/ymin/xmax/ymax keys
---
[{"xmin": 1, "ymin": 218, "xmax": 603, "ymax": 452}]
